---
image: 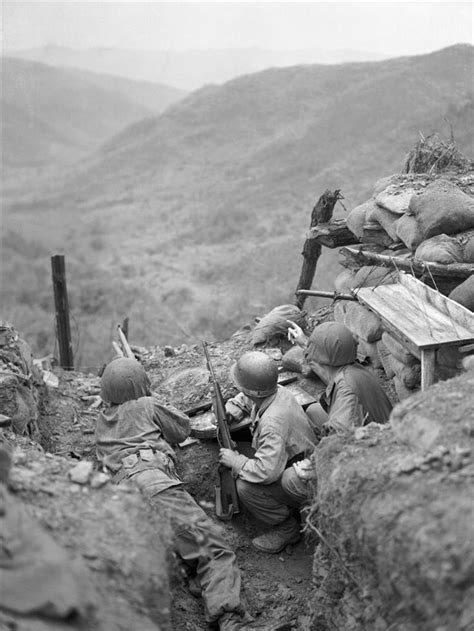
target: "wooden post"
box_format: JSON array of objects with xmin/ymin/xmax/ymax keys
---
[
  {"xmin": 295, "ymin": 189, "xmax": 342, "ymax": 309},
  {"xmin": 51, "ymin": 255, "xmax": 74, "ymax": 370},
  {"xmin": 420, "ymin": 349, "xmax": 436, "ymax": 391}
]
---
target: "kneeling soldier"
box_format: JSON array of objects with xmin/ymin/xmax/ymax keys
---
[{"xmin": 219, "ymin": 352, "xmax": 315, "ymax": 554}]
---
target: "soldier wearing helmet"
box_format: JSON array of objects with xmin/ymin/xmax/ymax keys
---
[
  {"xmin": 96, "ymin": 358, "xmax": 251, "ymax": 631},
  {"xmin": 219, "ymin": 351, "xmax": 315, "ymax": 554},
  {"xmin": 287, "ymin": 320, "xmax": 392, "ymax": 434}
]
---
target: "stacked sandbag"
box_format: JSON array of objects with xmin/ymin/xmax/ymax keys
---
[
  {"xmin": 377, "ymin": 332, "xmax": 421, "ymax": 400},
  {"xmin": 346, "ymin": 173, "xmax": 474, "ymax": 258},
  {"xmin": 333, "ymin": 301, "xmax": 384, "ymax": 369}
]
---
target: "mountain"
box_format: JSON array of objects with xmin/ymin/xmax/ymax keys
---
[
  {"xmin": 0, "ymin": 57, "xmax": 187, "ymax": 166},
  {"xmin": 7, "ymin": 45, "xmax": 389, "ymax": 91},
  {"xmin": 2, "ymin": 45, "xmax": 473, "ymax": 369}
]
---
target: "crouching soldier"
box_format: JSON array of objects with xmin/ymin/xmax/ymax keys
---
[
  {"xmin": 218, "ymin": 352, "xmax": 315, "ymax": 554},
  {"xmin": 287, "ymin": 321, "xmax": 392, "ymax": 434},
  {"xmin": 96, "ymin": 358, "xmax": 251, "ymax": 631}
]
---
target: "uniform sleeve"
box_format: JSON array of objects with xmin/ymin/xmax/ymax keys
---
[
  {"xmin": 237, "ymin": 426, "xmax": 288, "ymax": 484},
  {"xmin": 225, "ymin": 392, "xmax": 252, "ymax": 421},
  {"xmin": 326, "ymin": 380, "xmax": 365, "ymax": 432},
  {"xmin": 151, "ymin": 394, "xmax": 191, "ymax": 444}
]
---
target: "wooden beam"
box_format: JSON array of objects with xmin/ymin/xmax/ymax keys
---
[
  {"xmin": 340, "ymin": 247, "xmax": 474, "ymax": 279},
  {"xmin": 306, "ymin": 219, "xmax": 358, "ymax": 248}
]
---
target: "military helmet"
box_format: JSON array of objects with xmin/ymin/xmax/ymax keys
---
[
  {"xmin": 100, "ymin": 358, "xmax": 151, "ymax": 404},
  {"xmin": 306, "ymin": 322, "xmax": 356, "ymax": 367},
  {"xmin": 230, "ymin": 351, "xmax": 278, "ymax": 398}
]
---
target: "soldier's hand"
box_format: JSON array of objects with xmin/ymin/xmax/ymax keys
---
[
  {"xmin": 219, "ymin": 448, "xmax": 238, "ymax": 469},
  {"xmin": 286, "ymin": 321, "xmax": 306, "ymax": 347}
]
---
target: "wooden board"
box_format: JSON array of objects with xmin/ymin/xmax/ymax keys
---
[{"xmin": 355, "ymin": 275, "xmax": 474, "ymax": 350}]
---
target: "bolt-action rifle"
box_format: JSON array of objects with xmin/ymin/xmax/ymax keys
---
[{"xmin": 202, "ymin": 342, "xmax": 239, "ymax": 520}]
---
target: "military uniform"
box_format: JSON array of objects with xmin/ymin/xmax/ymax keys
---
[{"xmin": 96, "ymin": 359, "xmax": 247, "ymax": 629}]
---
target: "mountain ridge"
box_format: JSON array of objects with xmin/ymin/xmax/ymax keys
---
[{"xmin": 1, "ymin": 56, "xmax": 187, "ymax": 166}]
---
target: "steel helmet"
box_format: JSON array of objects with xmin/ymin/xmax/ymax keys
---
[
  {"xmin": 306, "ymin": 322, "xmax": 356, "ymax": 367},
  {"xmin": 100, "ymin": 358, "xmax": 151, "ymax": 404},
  {"xmin": 230, "ymin": 351, "xmax": 278, "ymax": 398}
]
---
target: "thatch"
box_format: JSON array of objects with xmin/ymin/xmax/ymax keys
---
[{"xmin": 402, "ymin": 132, "xmax": 472, "ymax": 175}]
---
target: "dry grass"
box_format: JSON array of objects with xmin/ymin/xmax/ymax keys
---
[{"xmin": 402, "ymin": 132, "xmax": 472, "ymax": 175}]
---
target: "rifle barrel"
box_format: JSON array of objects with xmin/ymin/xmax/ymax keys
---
[{"xmin": 296, "ymin": 289, "xmax": 356, "ymax": 301}]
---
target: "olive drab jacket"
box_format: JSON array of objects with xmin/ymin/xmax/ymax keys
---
[
  {"xmin": 225, "ymin": 386, "xmax": 315, "ymax": 484},
  {"xmin": 95, "ymin": 394, "xmax": 190, "ymax": 494}
]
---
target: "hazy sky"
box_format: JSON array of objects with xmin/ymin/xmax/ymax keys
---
[{"xmin": 2, "ymin": 1, "xmax": 472, "ymax": 55}]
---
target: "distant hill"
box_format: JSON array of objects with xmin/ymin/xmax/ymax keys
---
[
  {"xmin": 0, "ymin": 57, "xmax": 186, "ymax": 166},
  {"xmin": 2, "ymin": 45, "xmax": 473, "ymax": 369},
  {"xmin": 8, "ymin": 45, "xmax": 389, "ymax": 90}
]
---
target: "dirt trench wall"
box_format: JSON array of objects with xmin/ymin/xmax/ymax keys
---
[
  {"xmin": 2, "ymin": 434, "xmax": 172, "ymax": 631},
  {"xmin": 309, "ymin": 371, "xmax": 474, "ymax": 631}
]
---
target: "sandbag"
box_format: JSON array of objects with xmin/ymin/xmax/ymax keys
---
[
  {"xmin": 386, "ymin": 354, "xmax": 421, "ymax": 389},
  {"xmin": 392, "ymin": 375, "xmax": 417, "ymax": 401},
  {"xmin": 408, "ymin": 179, "xmax": 474, "ymax": 241},
  {"xmin": 252, "ymin": 304, "xmax": 306, "ymax": 346},
  {"xmin": 377, "ymin": 339, "xmax": 395, "ymax": 378},
  {"xmin": 449, "ymin": 276, "xmax": 474, "ymax": 311},
  {"xmin": 375, "ymin": 187, "xmax": 418, "ymax": 215},
  {"xmin": 334, "ymin": 269, "xmax": 356, "ymax": 293},
  {"xmin": 395, "ymin": 213, "xmax": 424, "ymax": 250},
  {"xmin": 415, "ymin": 234, "xmax": 464, "ymax": 264},
  {"xmin": 333, "ymin": 301, "xmax": 383, "ymax": 343},
  {"xmin": 353, "ymin": 266, "xmax": 398, "ymax": 289},
  {"xmin": 381, "ymin": 332, "xmax": 419, "ymax": 366},
  {"xmin": 347, "ymin": 200, "xmax": 376, "ymax": 239},
  {"xmin": 366, "ymin": 204, "xmax": 401, "ymax": 240},
  {"xmin": 458, "ymin": 230, "xmax": 474, "ymax": 263},
  {"xmin": 436, "ymin": 346, "xmax": 462, "ymax": 370},
  {"xmin": 372, "ymin": 175, "xmax": 395, "ymax": 197},
  {"xmin": 281, "ymin": 346, "xmax": 306, "ymax": 373}
]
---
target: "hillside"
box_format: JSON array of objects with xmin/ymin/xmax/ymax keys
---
[
  {"xmin": 0, "ymin": 56, "xmax": 186, "ymax": 166},
  {"xmin": 2, "ymin": 45, "xmax": 473, "ymax": 369}
]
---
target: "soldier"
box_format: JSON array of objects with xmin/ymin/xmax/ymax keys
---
[
  {"xmin": 284, "ymin": 320, "xmax": 393, "ymax": 502},
  {"xmin": 95, "ymin": 358, "xmax": 251, "ymax": 631},
  {"xmin": 287, "ymin": 320, "xmax": 392, "ymax": 433},
  {"xmin": 219, "ymin": 352, "xmax": 315, "ymax": 554}
]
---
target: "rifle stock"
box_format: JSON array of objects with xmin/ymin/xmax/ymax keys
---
[{"xmin": 203, "ymin": 342, "xmax": 239, "ymax": 520}]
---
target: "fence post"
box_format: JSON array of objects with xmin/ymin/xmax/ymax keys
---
[{"xmin": 51, "ymin": 255, "xmax": 74, "ymax": 370}]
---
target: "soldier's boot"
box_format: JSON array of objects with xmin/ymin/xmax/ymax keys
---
[{"xmin": 251, "ymin": 516, "xmax": 301, "ymax": 554}]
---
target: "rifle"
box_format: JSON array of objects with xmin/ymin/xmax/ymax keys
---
[{"xmin": 202, "ymin": 342, "xmax": 239, "ymax": 520}]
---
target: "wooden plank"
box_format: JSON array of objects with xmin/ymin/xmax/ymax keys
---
[
  {"xmin": 421, "ymin": 349, "xmax": 436, "ymax": 391},
  {"xmin": 399, "ymin": 273, "xmax": 474, "ymax": 333},
  {"xmin": 356, "ymin": 284, "xmax": 474, "ymax": 349}
]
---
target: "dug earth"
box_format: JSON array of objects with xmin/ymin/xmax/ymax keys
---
[{"xmin": 1, "ymin": 336, "xmax": 473, "ymax": 630}]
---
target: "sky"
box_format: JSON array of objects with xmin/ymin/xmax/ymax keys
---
[{"xmin": 2, "ymin": 1, "xmax": 472, "ymax": 56}]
